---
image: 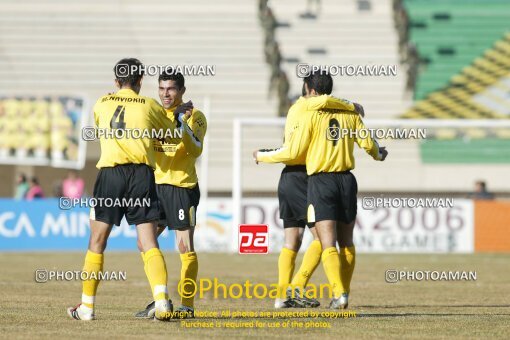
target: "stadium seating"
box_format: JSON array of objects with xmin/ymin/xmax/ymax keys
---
[
  {"xmin": 271, "ymin": 0, "xmax": 409, "ymax": 118},
  {"xmin": 404, "ymin": 0, "xmax": 510, "ymax": 99},
  {"xmin": 402, "ymin": 32, "xmax": 510, "ymax": 163},
  {"xmin": 402, "ymin": 34, "xmax": 510, "ymax": 121},
  {"xmin": 0, "ymin": 0, "xmax": 410, "ymax": 193},
  {"xmin": 1, "ymin": 0, "xmax": 509, "ymax": 193},
  {"xmin": 0, "ymin": 0, "xmax": 278, "ymax": 192}
]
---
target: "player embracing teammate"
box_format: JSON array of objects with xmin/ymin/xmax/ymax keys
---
[
  {"xmin": 135, "ymin": 70, "xmax": 207, "ymax": 319},
  {"xmin": 255, "ymin": 70, "xmax": 388, "ymax": 309},
  {"xmin": 67, "ymin": 59, "xmax": 206, "ymax": 321},
  {"xmin": 68, "ymin": 58, "xmax": 177, "ymax": 321}
]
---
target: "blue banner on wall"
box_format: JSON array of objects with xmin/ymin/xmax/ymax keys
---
[{"xmin": 0, "ymin": 199, "xmax": 175, "ymax": 251}]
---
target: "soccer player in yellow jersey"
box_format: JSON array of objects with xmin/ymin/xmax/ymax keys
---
[
  {"xmin": 256, "ymin": 71, "xmax": 388, "ymax": 309},
  {"xmin": 254, "ymin": 80, "xmax": 364, "ymax": 309},
  {"xmin": 135, "ymin": 71, "xmax": 207, "ymax": 319},
  {"xmin": 67, "ymin": 58, "xmax": 181, "ymax": 321}
]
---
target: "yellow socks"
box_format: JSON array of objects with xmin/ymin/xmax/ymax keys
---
[
  {"xmin": 180, "ymin": 252, "xmax": 198, "ymax": 308},
  {"xmin": 140, "ymin": 252, "xmax": 155, "ymax": 293},
  {"xmin": 291, "ymin": 240, "xmax": 322, "ymax": 290},
  {"xmin": 278, "ymin": 248, "xmax": 297, "ymax": 297},
  {"xmin": 339, "ymin": 246, "xmax": 356, "ymax": 294},
  {"xmin": 144, "ymin": 248, "xmax": 169, "ymax": 301},
  {"xmin": 321, "ymin": 247, "xmax": 343, "ymax": 298},
  {"xmin": 81, "ymin": 250, "xmax": 104, "ymax": 310}
]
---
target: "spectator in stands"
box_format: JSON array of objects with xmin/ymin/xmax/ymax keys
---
[
  {"xmin": 406, "ymin": 44, "xmax": 419, "ymax": 93},
  {"xmin": 258, "ymin": 0, "xmax": 269, "ymax": 21},
  {"xmin": 301, "ymin": 0, "xmax": 321, "ymax": 18},
  {"xmin": 394, "ymin": 0, "xmax": 409, "ymax": 62},
  {"xmin": 53, "ymin": 180, "xmax": 63, "ymax": 197},
  {"xmin": 62, "ymin": 170, "xmax": 85, "ymax": 199},
  {"xmin": 265, "ymin": 37, "xmax": 280, "ymax": 66},
  {"xmin": 261, "ymin": 7, "xmax": 277, "ymax": 44},
  {"xmin": 260, "ymin": 4, "xmax": 279, "ymax": 99},
  {"xmin": 277, "ymin": 70, "xmax": 291, "ymax": 116},
  {"xmin": 14, "ymin": 173, "xmax": 29, "ymax": 199},
  {"xmin": 469, "ymin": 180, "xmax": 494, "ymax": 200},
  {"xmin": 259, "ymin": 0, "xmax": 291, "ymax": 117},
  {"xmin": 26, "ymin": 177, "xmax": 44, "ymax": 200},
  {"xmin": 393, "ymin": 0, "xmax": 403, "ymax": 24},
  {"xmin": 267, "ymin": 42, "xmax": 282, "ymax": 97}
]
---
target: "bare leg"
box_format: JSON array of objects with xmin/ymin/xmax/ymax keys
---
[
  {"xmin": 175, "ymin": 226, "xmax": 195, "ymax": 254},
  {"xmin": 283, "ymin": 227, "xmax": 304, "ymax": 252},
  {"xmin": 336, "ymin": 220, "xmax": 355, "ymax": 248},
  {"xmin": 137, "ymin": 225, "xmax": 165, "ymax": 252},
  {"xmin": 88, "ymin": 219, "xmax": 113, "ymax": 254},
  {"xmin": 136, "ymin": 221, "xmax": 160, "ymax": 252},
  {"xmin": 314, "ymin": 220, "xmax": 336, "ymax": 248},
  {"xmin": 309, "ymin": 224, "xmax": 320, "ymax": 241}
]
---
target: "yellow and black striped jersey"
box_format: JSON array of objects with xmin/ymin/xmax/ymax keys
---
[
  {"xmin": 154, "ymin": 102, "xmax": 207, "ymax": 188},
  {"xmin": 257, "ymin": 95, "xmax": 381, "ymax": 174},
  {"xmin": 94, "ymin": 88, "xmax": 176, "ymax": 169}
]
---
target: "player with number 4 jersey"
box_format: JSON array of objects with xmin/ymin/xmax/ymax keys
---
[{"xmin": 67, "ymin": 58, "xmax": 175, "ymax": 322}]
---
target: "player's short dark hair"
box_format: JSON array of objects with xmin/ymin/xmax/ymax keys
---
[
  {"xmin": 476, "ymin": 180, "xmax": 487, "ymax": 189},
  {"xmin": 158, "ymin": 71, "xmax": 185, "ymax": 90},
  {"xmin": 304, "ymin": 70, "xmax": 333, "ymax": 95},
  {"xmin": 114, "ymin": 58, "xmax": 144, "ymax": 88}
]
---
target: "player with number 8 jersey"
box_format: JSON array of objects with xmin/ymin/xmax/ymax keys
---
[{"xmin": 134, "ymin": 70, "xmax": 207, "ymax": 320}]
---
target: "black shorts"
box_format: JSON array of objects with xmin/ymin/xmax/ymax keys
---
[
  {"xmin": 278, "ymin": 165, "xmax": 313, "ymax": 228},
  {"xmin": 157, "ymin": 183, "xmax": 200, "ymax": 229},
  {"xmin": 307, "ymin": 171, "xmax": 358, "ymax": 224},
  {"xmin": 91, "ymin": 164, "xmax": 160, "ymax": 226}
]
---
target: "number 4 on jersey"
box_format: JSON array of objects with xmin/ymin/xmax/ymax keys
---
[{"xmin": 110, "ymin": 105, "xmax": 126, "ymax": 129}]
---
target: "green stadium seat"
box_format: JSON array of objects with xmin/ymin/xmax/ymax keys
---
[{"xmin": 404, "ymin": 0, "xmax": 510, "ymax": 99}]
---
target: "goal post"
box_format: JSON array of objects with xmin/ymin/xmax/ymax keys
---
[
  {"xmin": 197, "ymin": 96, "xmax": 210, "ymax": 229},
  {"xmin": 232, "ymin": 117, "xmax": 285, "ymax": 251}
]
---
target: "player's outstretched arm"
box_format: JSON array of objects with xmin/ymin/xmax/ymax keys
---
[
  {"xmin": 178, "ymin": 110, "xmax": 207, "ymax": 157},
  {"xmin": 306, "ymin": 95, "xmax": 365, "ymax": 117},
  {"xmin": 353, "ymin": 115, "xmax": 386, "ymax": 161},
  {"xmin": 255, "ymin": 115, "xmax": 312, "ymax": 164}
]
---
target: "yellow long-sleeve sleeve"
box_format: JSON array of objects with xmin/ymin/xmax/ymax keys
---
[
  {"xmin": 354, "ymin": 114, "xmax": 381, "ymax": 161},
  {"xmin": 257, "ymin": 95, "xmax": 358, "ymax": 165},
  {"xmin": 258, "ymin": 106, "xmax": 382, "ymax": 175},
  {"xmin": 178, "ymin": 111, "xmax": 207, "ymax": 158},
  {"xmin": 257, "ymin": 114, "xmax": 312, "ymax": 164}
]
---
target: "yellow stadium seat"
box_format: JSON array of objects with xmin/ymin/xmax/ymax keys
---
[{"xmin": 495, "ymin": 129, "xmax": 510, "ymax": 139}]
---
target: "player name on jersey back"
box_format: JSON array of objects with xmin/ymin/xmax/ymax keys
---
[
  {"xmin": 101, "ymin": 95, "xmax": 146, "ymax": 104},
  {"xmin": 93, "ymin": 88, "xmax": 177, "ymax": 169}
]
